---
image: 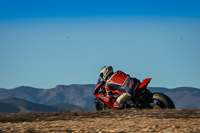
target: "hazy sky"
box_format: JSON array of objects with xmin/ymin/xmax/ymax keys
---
[{"xmin": 0, "ymin": 0, "xmax": 200, "ymax": 89}]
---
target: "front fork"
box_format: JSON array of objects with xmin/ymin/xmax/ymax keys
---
[{"xmin": 94, "ymin": 98, "xmax": 111, "ymax": 110}]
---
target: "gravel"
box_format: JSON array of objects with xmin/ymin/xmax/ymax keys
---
[{"xmin": 0, "ymin": 109, "xmax": 199, "ymax": 133}]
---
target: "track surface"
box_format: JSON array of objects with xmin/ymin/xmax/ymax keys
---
[{"xmin": 0, "ymin": 109, "xmax": 200, "ymax": 133}]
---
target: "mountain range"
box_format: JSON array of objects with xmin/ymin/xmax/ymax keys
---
[
  {"xmin": 0, "ymin": 98, "xmax": 88, "ymax": 113},
  {"xmin": 0, "ymin": 84, "xmax": 200, "ymax": 113},
  {"xmin": 0, "ymin": 85, "xmax": 95, "ymax": 108}
]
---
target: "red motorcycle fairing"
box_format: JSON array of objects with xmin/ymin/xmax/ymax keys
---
[
  {"xmin": 93, "ymin": 81, "xmax": 103, "ymax": 97},
  {"xmin": 132, "ymin": 78, "xmax": 151, "ymax": 96},
  {"xmin": 93, "ymin": 82, "xmax": 119, "ymax": 110},
  {"xmin": 138, "ymin": 78, "xmax": 152, "ymax": 89}
]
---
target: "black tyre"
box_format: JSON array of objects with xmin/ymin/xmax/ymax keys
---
[
  {"xmin": 149, "ymin": 93, "xmax": 175, "ymax": 109},
  {"xmin": 94, "ymin": 98, "xmax": 104, "ymax": 111}
]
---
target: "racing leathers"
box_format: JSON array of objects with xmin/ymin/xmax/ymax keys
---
[{"xmin": 103, "ymin": 71, "xmax": 140, "ymax": 108}]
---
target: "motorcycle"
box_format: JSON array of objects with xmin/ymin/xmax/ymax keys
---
[{"xmin": 94, "ymin": 78, "xmax": 175, "ymax": 110}]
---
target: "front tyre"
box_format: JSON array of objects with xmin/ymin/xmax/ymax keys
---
[
  {"xmin": 149, "ymin": 93, "xmax": 175, "ymax": 109},
  {"xmin": 94, "ymin": 98, "xmax": 111, "ymax": 111},
  {"xmin": 94, "ymin": 98, "xmax": 103, "ymax": 111}
]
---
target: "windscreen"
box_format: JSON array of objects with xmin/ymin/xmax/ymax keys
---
[{"xmin": 96, "ymin": 76, "xmax": 103, "ymax": 85}]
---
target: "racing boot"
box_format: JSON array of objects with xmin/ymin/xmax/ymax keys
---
[
  {"xmin": 114, "ymin": 101, "xmax": 119, "ymax": 108},
  {"xmin": 115, "ymin": 93, "xmax": 131, "ymax": 109}
]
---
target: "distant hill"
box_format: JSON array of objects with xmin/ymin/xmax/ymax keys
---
[
  {"xmin": 0, "ymin": 98, "xmax": 58, "ymax": 113},
  {"xmin": 0, "ymin": 85, "xmax": 200, "ymax": 111},
  {"xmin": 0, "ymin": 98, "xmax": 88, "ymax": 113},
  {"xmin": 0, "ymin": 84, "xmax": 95, "ymax": 108}
]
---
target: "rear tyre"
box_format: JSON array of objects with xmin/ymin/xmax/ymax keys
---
[{"xmin": 150, "ymin": 93, "xmax": 175, "ymax": 109}]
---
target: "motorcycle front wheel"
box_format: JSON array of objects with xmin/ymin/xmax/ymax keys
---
[
  {"xmin": 149, "ymin": 93, "xmax": 175, "ymax": 109},
  {"xmin": 94, "ymin": 98, "xmax": 110, "ymax": 111}
]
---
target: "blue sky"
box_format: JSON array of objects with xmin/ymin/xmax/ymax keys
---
[{"xmin": 0, "ymin": 0, "xmax": 200, "ymax": 89}]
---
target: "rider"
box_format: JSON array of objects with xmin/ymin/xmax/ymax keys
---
[{"xmin": 99, "ymin": 66, "xmax": 140, "ymax": 109}]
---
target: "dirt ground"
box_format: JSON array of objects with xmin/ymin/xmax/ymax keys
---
[{"xmin": 0, "ymin": 109, "xmax": 200, "ymax": 133}]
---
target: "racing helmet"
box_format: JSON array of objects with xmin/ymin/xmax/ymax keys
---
[{"xmin": 100, "ymin": 66, "xmax": 114, "ymax": 81}]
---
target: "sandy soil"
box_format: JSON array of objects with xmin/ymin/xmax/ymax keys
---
[{"xmin": 0, "ymin": 109, "xmax": 200, "ymax": 133}]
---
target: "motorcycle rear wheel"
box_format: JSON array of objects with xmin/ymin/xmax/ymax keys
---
[{"xmin": 149, "ymin": 93, "xmax": 175, "ymax": 109}]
